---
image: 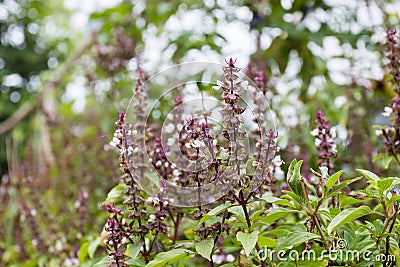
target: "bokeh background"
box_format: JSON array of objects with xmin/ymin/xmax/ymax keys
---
[{"xmin": 0, "ymin": 0, "xmax": 399, "ymax": 265}]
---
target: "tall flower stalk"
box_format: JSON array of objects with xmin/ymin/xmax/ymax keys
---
[
  {"xmin": 378, "ymin": 28, "xmax": 400, "ymax": 166},
  {"xmin": 311, "ymin": 110, "xmax": 337, "ymax": 174}
]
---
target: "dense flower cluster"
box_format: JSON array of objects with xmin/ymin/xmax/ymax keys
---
[
  {"xmin": 311, "ymin": 110, "xmax": 337, "ymax": 173},
  {"xmin": 104, "ymin": 204, "xmax": 128, "ymax": 267},
  {"xmin": 378, "ymin": 28, "xmax": 400, "ymax": 164},
  {"xmin": 251, "ymin": 129, "xmax": 283, "ymax": 194},
  {"xmin": 214, "ymin": 58, "xmax": 248, "ymax": 180},
  {"xmin": 104, "ymin": 59, "xmax": 282, "ymax": 266},
  {"xmin": 386, "ymin": 28, "xmax": 400, "ymax": 94}
]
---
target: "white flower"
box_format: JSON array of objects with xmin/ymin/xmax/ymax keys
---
[
  {"xmin": 310, "ymin": 128, "xmax": 319, "ymax": 137},
  {"xmin": 272, "ymin": 155, "xmax": 283, "ymax": 166},
  {"xmin": 149, "ymin": 214, "xmax": 156, "ymax": 222},
  {"xmin": 164, "ymin": 123, "xmax": 175, "ymax": 133},
  {"xmin": 330, "ymin": 127, "xmax": 336, "ymax": 138},
  {"xmin": 191, "ymin": 140, "xmax": 205, "ymax": 148},
  {"xmin": 109, "ymin": 137, "xmax": 120, "ymax": 147},
  {"xmin": 212, "ymin": 255, "xmax": 224, "ymax": 264},
  {"xmin": 146, "ymin": 196, "xmax": 160, "ymax": 206},
  {"xmin": 383, "ymin": 107, "xmax": 393, "ymax": 117},
  {"xmin": 167, "ymin": 138, "xmax": 175, "ymax": 146},
  {"xmin": 252, "ymin": 161, "xmax": 259, "ymax": 167},
  {"xmin": 173, "ymin": 169, "xmax": 181, "ymax": 177},
  {"xmin": 226, "ymin": 254, "xmax": 235, "ymax": 262},
  {"xmin": 315, "ymin": 138, "xmax": 322, "ymax": 147},
  {"xmin": 375, "ymin": 129, "xmax": 383, "ymax": 136},
  {"xmin": 213, "ymin": 139, "xmax": 218, "ymax": 146}
]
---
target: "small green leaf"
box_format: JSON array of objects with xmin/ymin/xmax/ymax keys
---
[
  {"xmin": 277, "ymin": 232, "xmax": 320, "ymax": 249},
  {"xmin": 236, "ymin": 230, "xmax": 259, "ymax": 256},
  {"xmin": 200, "ymin": 202, "xmax": 231, "ymax": 224},
  {"xmin": 88, "ymin": 238, "xmax": 100, "ymax": 259},
  {"xmin": 127, "ymin": 240, "xmax": 144, "ymax": 260},
  {"xmin": 319, "ymin": 166, "xmax": 329, "ymax": 179},
  {"xmin": 93, "ymin": 256, "xmax": 110, "ymax": 267},
  {"xmin": 260, "ymin": 195, "xmax": 294, "ymax": 207},
  {"xmin": 195, "ymin": 238, "xmax": 214, "ymax": 261},
  {"xmin": 102, "ymin": 184, "xmax": 128, "ymax": 205},
  {"xmin": 146, "ymin": 249, "xmax": 194, "ymax": 267},
  {"xmin": 258, "ymin": 235, "xmax": 278, "ymax": 248},
  {"xmin": 356, "ymin": 169, "xmax": 379, "ymax": 184},
  {"xmin": 287, "ymin": 159, "xmax": 303, "ymax": 196},
  {"xmin": 78, "ymin": 242, "xmax": 89, "ymax": 263},
  {"xmin": 261, "ymin": 208, "xmax": 295, "ymax": 224},
  {"xmin": 328, "ymin": 206, "xmax": 372, "ymax": 234},
  {"xmin": 126, "ymin": 258, "xmax": 146, "ymax": 266},
  {"xmin": 260, "ymin": 196, "xmax": 281, "ymax": 203},
  {"xmin": 373, "ymin": 153, "xmax": 393, "ymax": 169},
  {"xmin": 377, "ymin": 178, "xmax": 396, "ymax": 194},
  {"xmin": 326, "ymin": 176, "xmax": 362, "ymax": 199},
  {"xmin": 228, "ymin": 206, "xmax": 246, "ymax": 225},
  {"xmin": 325, "ymin": 170, "xmax": 345, "ymax": 192}
]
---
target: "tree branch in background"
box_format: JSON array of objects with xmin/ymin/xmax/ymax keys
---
[{"xmin": 0, "ymin": 30, "xmax": 98, "ymax": 134}]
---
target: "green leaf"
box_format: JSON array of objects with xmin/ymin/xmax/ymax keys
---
[
  {"xmin": 258, "ymin": 235, "xmax": 278, "ymax": 248},
  {"xmin": 328, "ymin": 206, "xmax": 372, "ymax": 234},
  {"xmin": 228, "ymin": 206, "xmax": 246, "ymax": 225},
  {"xmin": 260, "ymin": 208, "xmax": 295, "ymax": 224},
  {"xmin": 126, "ymin": 258, "xmax": 146, "ymax": 266},
  {"xmin": 146, "ymin": 249, "xmax": 194, "ymax": 267},
  {"xmin": 93, "ymin": 256, "xmax": 110, "ymax": 267},
  {"xmin": 195, "ymin": 238, "xmax": 214, "ymax": 261},
  {"xmin": 236, "ymin": 230, "xmax": 259, "ymax": 256},
  {"xmin": 373, "ymin": 153, "xmax": 393, "ymax": 169},
  {"xmin": 127, "ymin": 240, "xmax": 144, "ymax": 260},
  {"xmin": 102, "ymin": 184, "xmax": 128, "ymax": 205},
  {"xmin": 287, "ymin": 159, "xmax": 303, "ymax": 196},
  {"xmin": 356, "ymin": 169, "xmax": 379, "ymax": 184},
  {"xmin": 277, "ymin": 232, "xmax": 320, "ymax": 249},
  {"xmin": 78, "ymin": 242, "xmax": 89, "ymax": 263},
  {"xmin": 200, "ymin": 202, "xmax": 231, "ymax": 224},
  {"xmin": 319, "ymin": 166, "xmax": 329, "ymax": 179},
  {"xmin": 260, "ymin": 195, "xmax": 294, "ymax": 207},
  {"xmin": 325, "ymin": 170, "xmax": 344, "ymax": 192},
  {"xmin": 326, "ymin": 176, "xmax": 362, "ymax": 199},
  {"xmin": 260, "ymin": 196, "xmax": 281, "ymax": 203},
  {"xmin": 88, "ymin": 238, "xmax": 100, "ymax": 259}
]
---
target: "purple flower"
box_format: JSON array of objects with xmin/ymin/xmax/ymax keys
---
[{"xmin": 311, "ymin": 110, "xmax": 337, "ymax": 173}]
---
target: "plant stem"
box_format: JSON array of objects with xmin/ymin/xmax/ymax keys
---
[
  {"xmin": 383, "ymin": 202, "xmax": 399, "ymax": 267},
  {"xmin": 238, "ymin": 190, "xmax": 268, "ymax": 267},
  {"xmin": 301, "ymin": 180, "xmax": 330, "ymax": 251}
]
